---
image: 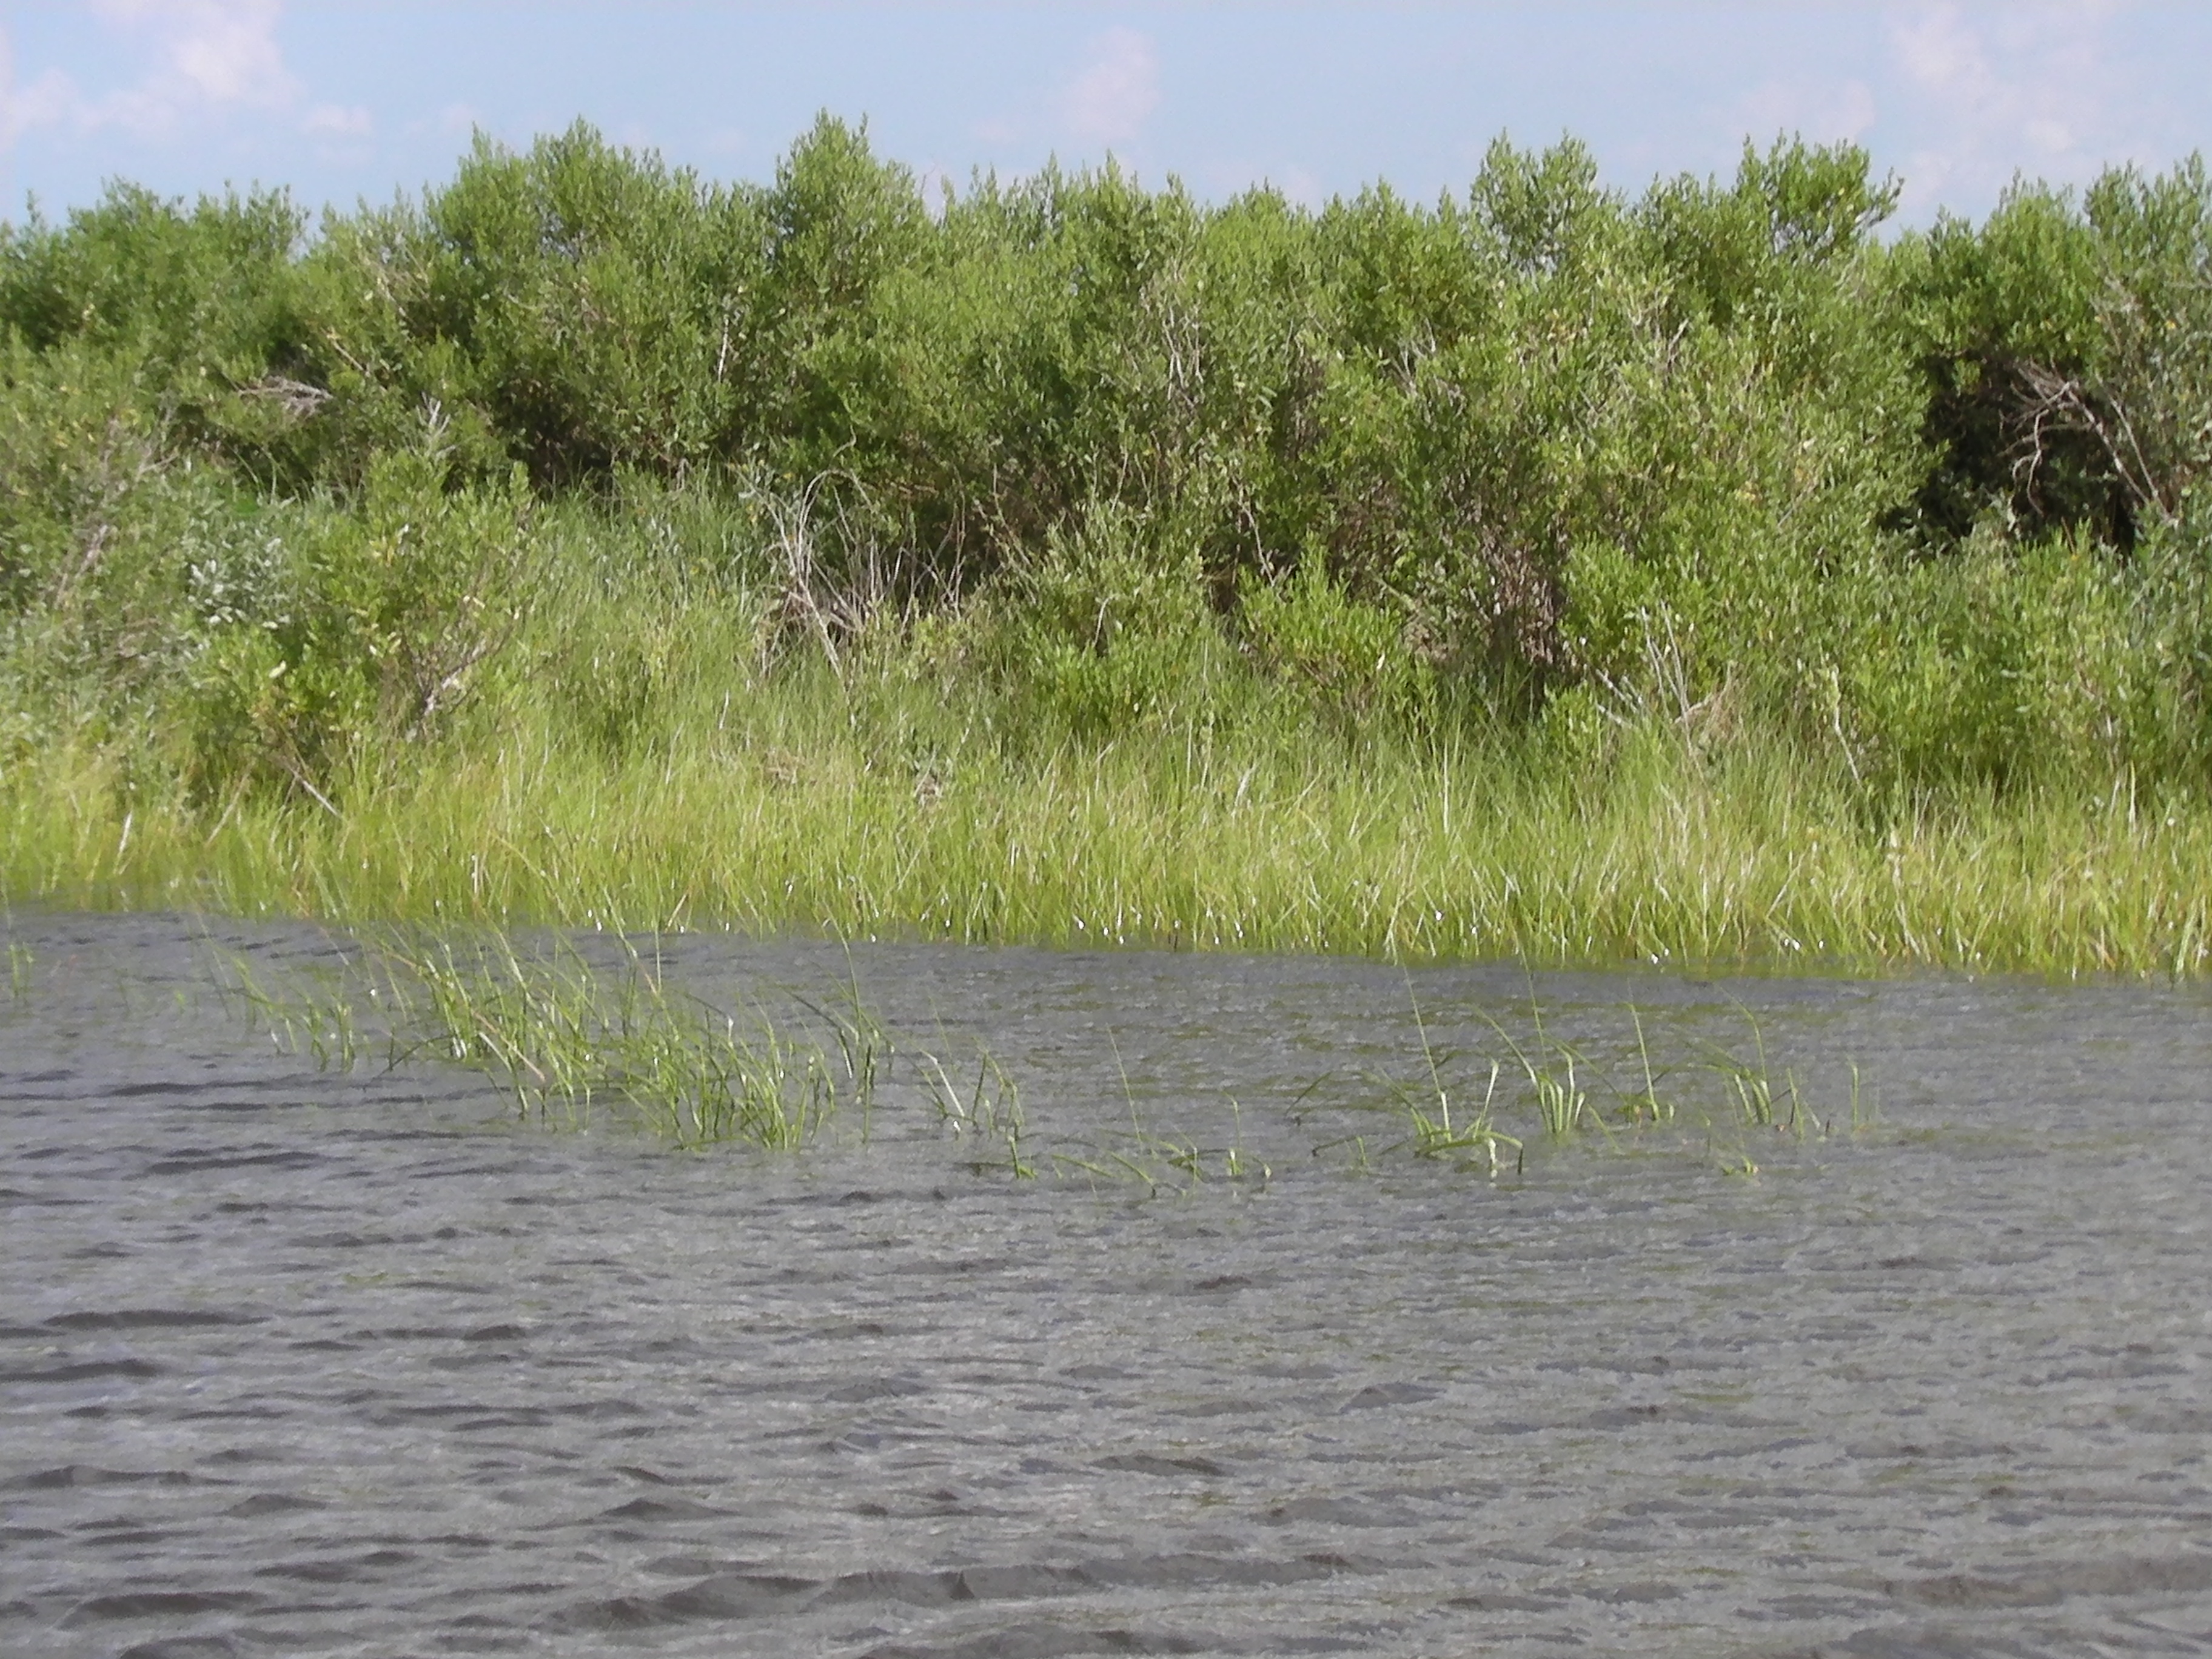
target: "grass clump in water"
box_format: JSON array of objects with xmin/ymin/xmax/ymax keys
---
[
  {"xmin": 922, "ymin": 1039, "xmax": 1032, "ymax": 1177},
  {"xmin": 1386, "ymin": 989, "xmax": 1525, "ymax": 1175},
  {"xmin": 1313, "ymin": 985, "xmax": 1873, "ymax": 1177},
  {"xmin": 217, "ymin": 926, "xmax": 1878, "ymax": 1187},
  {"xmin": 224, "ymin": 927, "xmax": 883, "ymax": 1149}
]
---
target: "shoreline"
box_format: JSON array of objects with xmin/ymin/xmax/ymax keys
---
[{"xmin": 9, "ymin": 726, "xmax": 2205, "ymax": 981}]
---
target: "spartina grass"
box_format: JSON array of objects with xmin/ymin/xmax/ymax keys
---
[
  {"xmin": 219, "ymin": 926, "xmax": 876, "ymax": 1150},
  {"xmin": 1392, "ymin": 984, "xmax": 1524, "ymax": 1173},
  {"xmin": 1479, "ymin": 994, "xmax": 1597, "ymax": 1139},
  {"xmin": 1846, "ymin": 1061, "xmax": 1877, "ymax": 1132},
  {"xmin": 216, "ymin": 948, "xmax": 366, "ymax": 1071},
  {"xmin": 20, "ymin": 672, "xmax": 2212, "ymax": 982},
  {"xmin": 1616, "ymin": 1006, "xmax": 1671, "ymax": 1125},
  {"xmin": 1305, "ymin": 983, "xmax": 1868, "ymax": 1172},
  {"xmin": 1692, "ymin": 999, "xmax": 1816, "ymax": 1136},
  {"xmin": 922, "ymin": 1040, "xmax": 1031, "ymax": 1177},
  {"xmin": 1044, "ymin": 1034, "xmax": 1275, "ymax": 1195},
  {"xmin": 788, "ymin": 949, "xmax": 894, "ymax": 1141},
  {"xmin": 1220, "ymin": 1101, "xmax": 1267, "ymax": 1185},
  {"xmin": 208, "ymin": 922, "xmax": 1879, "ymax": 1183},
  {"xmin": 1045, "ymin": 1121, "xmax": 1271, "ymax": 1195}
]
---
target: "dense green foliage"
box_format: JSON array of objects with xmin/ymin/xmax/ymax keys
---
[{"xmin": 4, "ymin": 119, "xmax": 2212, "ymax": 966}]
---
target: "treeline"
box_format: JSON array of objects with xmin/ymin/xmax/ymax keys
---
[{"xmin": 4, "ymin": 116, "xmax": 2212, "ymax": 812}]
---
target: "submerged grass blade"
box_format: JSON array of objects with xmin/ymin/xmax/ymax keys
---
[
  {"xmin": 922, "ymin": 1039, "xmax": 1030, "ymax": 1176},
  {"xmin": 212, "ymin": 922, "xmax": 1873, "ymax": 1182},
  {"xmin": 219, "ymin": 925, "xmax": 881, "ymax": 1151}
]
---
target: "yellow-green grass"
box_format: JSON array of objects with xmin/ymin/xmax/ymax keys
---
[
  {"xmin": 7, "ymin": 683, "xmax": 2209, "ymax": 979},
  {"xmin": 217, "ymin": 924, "xmax": 883, "ymax": 1149}
]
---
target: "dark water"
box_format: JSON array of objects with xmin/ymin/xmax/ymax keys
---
[{"xmin": 4, "ymin": 913, "xmax": 2211, "ymax": 1658}]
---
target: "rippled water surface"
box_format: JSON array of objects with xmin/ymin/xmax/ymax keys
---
[{"xmin": 4, "ymin": 913, "xmax": 2211, "ymax": 1658}]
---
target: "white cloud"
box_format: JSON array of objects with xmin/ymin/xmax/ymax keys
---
[
  {"xmin": 1738, "ymin": 77, "xmax": 1879, "ymax": 147},
  {"xmin": 124, "ymin": 0, "xmax": 300, "ymax": 108},
  {"xmin": 7, "ymin": 1, "xmax": 347, "ymax": 144},
  {"xmin": 6, "ymin": 65, "xmax": 80, "ymax": 143},
  {"xmin": 1062, "ymin": 26, "xmax": 1160, "ymax": 148},
  {"xmin": 303, "ymin": 102, "xmax": 371, "ymax": 139},
  {"xmin": 1885, "ymin": 1, "xmax": 2135, "ymax": 211},
  {"xmin": 1892, "ymin": 2, "xmax": 1986, "ymax": 96}
]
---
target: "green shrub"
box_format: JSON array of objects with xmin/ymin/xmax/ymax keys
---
[
  {"xmin": 6, "ymin": 119, "xmax": 2212, "ymax": 814},
  {"xmin": 1236, "ymin": 557, "xmax": 1432, "ymax": 726},
  {"xmin": 181, "ymin": 449, "xmax": 535, "ymax": 805},
  {"xmin": 1899, "ymin": 156, "xmax": 2212, "ymax": 546},
  {"xmin": 957, "ymin": 499, "xmax": 1230, "ymax": 740}
]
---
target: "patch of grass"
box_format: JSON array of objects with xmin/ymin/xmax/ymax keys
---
[
  {"xmin": 210, "ymin": 916, "xmax": 1872, "ymax": 1186},
  {"xmin": 1307, "ymin": 984, "xmax": 1870, "ymax": 1175},
  {"xmin": 1384, "ymin": 985, "xmax": 1524, "ymax": 1173},
  {"xmin": 18, "ymin": 663, "xmax": 2212, "ymax": 980},
  {"xmin": 1693, "ymin": 1000, "xmax": 1805, "ymax": 1133},
  {"xmin": 1479, "ymin": 995, "xmax": 1597, "ymax": 1140},
  {"xmin": 1031, "ymin": 1033, "xmax": 1276, "ymax": 1196},
  {"xmin": 922, "ymin": 1039, "xmax": 1031, "ymax": 1177},
  {"xmin": 220, "ymin": 927, "xmax": 880, "ymax": 1150}
]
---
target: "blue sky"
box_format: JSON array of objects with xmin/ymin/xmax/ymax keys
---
[{"xmin": 4, "ymin": 2, "xmax": 2210, "ymax": 228}]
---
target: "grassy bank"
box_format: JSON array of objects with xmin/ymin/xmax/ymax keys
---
[
  {"xmin": 10, "ymin": 657, "xmax": 2208, "ymax": 976},
  {"xmin": 5, "ymin": 122, "xmax": 2212, "ymax": 976}
]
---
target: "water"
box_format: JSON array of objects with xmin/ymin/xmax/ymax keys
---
[{"xmin": 4, "ymin": 913, "xmax": 2210, "ymax": 1658}]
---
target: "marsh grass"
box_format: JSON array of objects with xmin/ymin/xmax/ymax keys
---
[
  {"xmin": 1036, "ymin": 1034, "xmax": 1275, "ymax": 1196},
  {"xmin": 1384, "ymin": 987, "xmax": 1524, "ymax": 1173},
  {"xmin": 211, "ymin": 913, "xmax": 1865, "ymax": 1184},
  {"xmin": 922, "ymin": 1039, "xmax": 1031, "ymax": 1177},
  {"xmin": 1692, "ymin": 1001, "xmax": 1807, "ymax": 1133},
  {"xmin": 1620, "ymin": 1008, "xmax": 1670, "ymax": 1125},
  {"xmin": 220, "ymin": 927, "xmax": 882, "ymax": 1149},
  {"xmin": 19, "ymin": 675, "xmax": 2212, "ymax": 982},
  {"xmin": 1310, "ymin": 985, "xmax": 1871, "ymax": 1177},
  {"xmin": 220, "ymin": 921, "xmax": 1276, "ymax": 1188},
  {"xmin": 1479, "ymin": 997, "xmax": 1598, "ymax": 1139},
  {"xmin": 1045, "ymin": 1119, "xmax": 1273, "ymax": 1196}
]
